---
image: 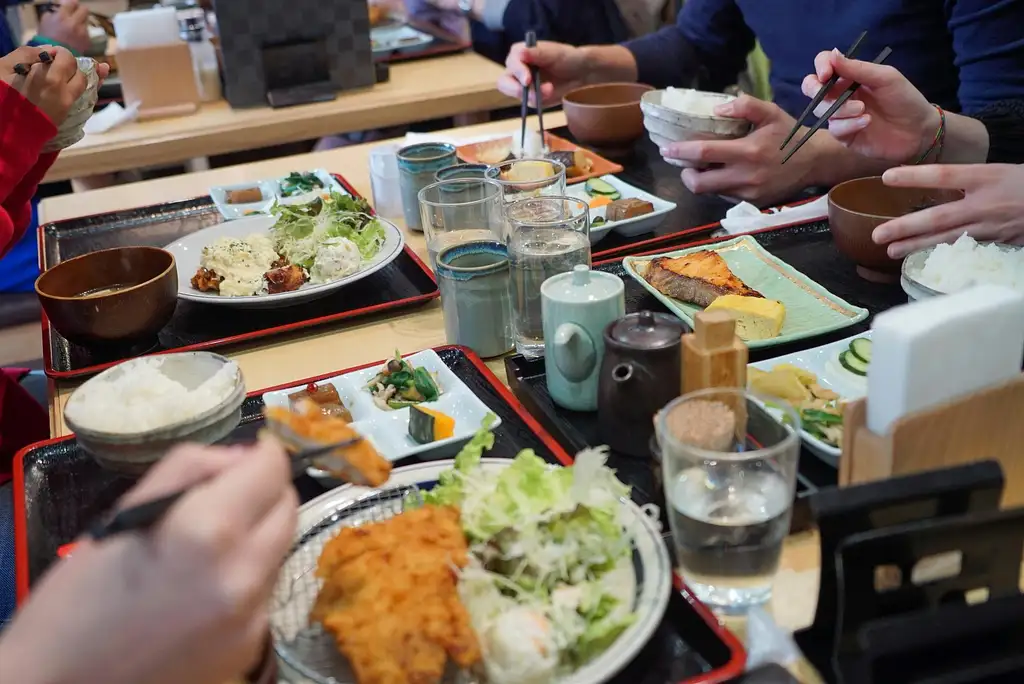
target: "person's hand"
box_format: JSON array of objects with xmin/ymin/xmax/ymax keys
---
[
  {"xmin": 0, "ymin": 46, "xmax": 86, "ymax": 126},
  {"xmin": 0, "ymin": 440, "xmax": 298, "ymax": 684},
  {"xmin": 873, "ymin": 164, "xmax": 1024, "ymax": 258},
  {"xmin": 658, "ymin": 95, "xmax": 818, "ymax": 206},
  {"xmin": 497, "ymin": 40, "xmax": 589, "ymax": 107},
  {"xmin": 37, "ymin": 0, "xmax": 92, "ymax": 56},
  {"xmin": 801, "ymin": 50, "xmax": 939, "ymax": 164}
]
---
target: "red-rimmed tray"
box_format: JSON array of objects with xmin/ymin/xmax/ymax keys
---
[
  {"xmin": 456, "ymin": 131, "xmax": 624, "ymax": 184},
  {"xmin": 13, "ymin": 345, "xmax": 745, "ymax": 683},
  {"xmin": 37, "ymin": 174, "xmax": 439, "ymax": 380}
]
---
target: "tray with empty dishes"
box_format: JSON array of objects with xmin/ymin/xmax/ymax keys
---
[
  {"xmin": 36, "ymin": 174, "xmax": 439, "ymax": 380},
  {"xmin": 14, "ymin": 345, "xmax": 747, "ymax": 684}
]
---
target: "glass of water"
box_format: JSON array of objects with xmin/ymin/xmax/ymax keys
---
[
  {"xmin": 418, "ymin": 178, "xmax": 505, "ymax": 271},
  {"xmin": 506, "ymin": 196, "xmax": 591, "ymax": 358},
  {"xmin": 486, "ymin": 158, "xmax": 567, "ymax": 207},
  {"xmin": 655, "ymin": 388, "xmax": 800, "ymax": 614}
]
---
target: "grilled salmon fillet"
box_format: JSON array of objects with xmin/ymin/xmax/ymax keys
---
[{"xmin": 641, "ymin": 251, "xmax": 762, "ymax": 307}]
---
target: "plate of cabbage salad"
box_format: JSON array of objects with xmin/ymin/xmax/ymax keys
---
[
  {"xmin": 280, "ymin": 422, "xmax": 672, "ymax": 684},
  {"xmin": 167, "ymin": 192, "xmax": 404, "ymax": 309}
]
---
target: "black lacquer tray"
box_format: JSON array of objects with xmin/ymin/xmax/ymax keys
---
[{"xmin": 38, "ymin": 175, "xmax": 439, "ymax": 380}]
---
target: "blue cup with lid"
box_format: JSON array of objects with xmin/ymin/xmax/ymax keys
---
[{"xmin": 541, "ymin": 264, "xmax": 626, "ymax": 411}]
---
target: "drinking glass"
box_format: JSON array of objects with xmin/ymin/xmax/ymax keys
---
[
  {"xmin": 655, "ymin": 388, "xmax": 801, "ymax": 614},
  {"xmin": 369, "ymin": 144, "xmax": 403, "ymax": 222},
  {"xmin": 506, "ymin": 196, "xmax": 591, "ymax": 358},
  {"xmin": 418, "ymin": 178, "xmax": 505, "ymax": 271},
  {"xmin": 486, "ymin": 158, "xmax": 567, "ymax": 207}
]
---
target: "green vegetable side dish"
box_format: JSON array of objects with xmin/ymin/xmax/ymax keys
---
[
  {"xmin": 270, "ymin": 192, "xmax": 386, "ymax": 274},
  {"xmin": 279, "ymin": 171, "xmax": 325, "ymax": 197},
  {"xmin": 366, "ymin": 351, "xmax": 442, "ymax": 410},
  {"xmin": 417, "ymin": 420, "xmax": 639, "ymax": 674},
  {"xmin": 839, "ymin": 337, "xmax": 872, "ymax": 376}
]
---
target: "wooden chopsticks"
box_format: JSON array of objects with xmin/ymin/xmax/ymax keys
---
[{"xmin": 780, "ymin": 44, "xmax": 892, "ymax": 165}]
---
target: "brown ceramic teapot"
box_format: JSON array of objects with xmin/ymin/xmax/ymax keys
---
[{"xmin": 598, "ymin": 311, "xmax": 688, "ymax": 456}]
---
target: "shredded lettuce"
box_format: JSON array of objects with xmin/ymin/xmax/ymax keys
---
[
  {"xmin": 425, "ymin": 423, "xmax": 637, "ymax": 675},
  {"xmin": 269, "ymin": 192, "xmax": 385, "ymax": 270}
]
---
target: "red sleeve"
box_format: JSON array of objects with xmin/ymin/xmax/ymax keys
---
[{"xmin": 0, "ymin": 81, "xmax": 58, "ymax": 260}]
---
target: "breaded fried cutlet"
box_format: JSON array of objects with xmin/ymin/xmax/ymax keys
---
[
  {"xmin": 311, "ymin": 505, "xmax": 481, "ymax": 684},
  {"xmin": 264, "ymin": 402, "xmax": 391, "ymax": 487},
  {"xmin": 641, "ymin": 250, "xmax": 762, "ymax": 307}
]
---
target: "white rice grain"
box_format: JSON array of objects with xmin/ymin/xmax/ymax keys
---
[{"xmin": 914, "ymin": 234, "xmax": 1024, "ymax": 294}]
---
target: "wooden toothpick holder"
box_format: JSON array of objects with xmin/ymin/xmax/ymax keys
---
[
  {"xmin": 680, "ymin": 310, "xmax": 749, "ymax": 441},
  {"xmin": 841, "ymin": 374, "xmax": 1024, "ymax": 507}
]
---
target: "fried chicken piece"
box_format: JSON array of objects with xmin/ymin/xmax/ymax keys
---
[
  {"xmin": 271, "ymin": 256, "xmax": 289, "ymax": 269},
  {"xmin": 265, "ymin": 401, "xmax": 391, "ymax": 487},
  {"xmin": 191, "ymin": 267, "xmax": 223, "ymax": 293},
  {"xmin": 265, "ymin": 264, "xmax": 307, "ymax": 294},
  {"xmin": 311, "ymin": 505, "xmax": 482, "ymax": 684}
]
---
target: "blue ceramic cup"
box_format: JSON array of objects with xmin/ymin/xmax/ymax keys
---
[
  {"xmin": 436, "ymin": 240, "xmax": 514, "ymax": 358},
  {"xmin": 434, "ymin": 163, "xmax": 490, "ymax": 183},
  {"xmin": 397, "ymin": 143, "xmax": 458, "ymax": 231}
]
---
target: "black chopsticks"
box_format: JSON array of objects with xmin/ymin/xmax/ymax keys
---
[
  {"xmin": 781, "ymin": 45, "xmax": 892, "ymax": 165},
  {"xmin": 779, "ymin": 31, "xmax": 867, "ymax": 150},
  {"xmin": 520, "ymin": 30, "xmax": 544, "ymax": 153},
  {"xmin": 88, "ymin": 436, "xmax": 363, "ymax": 541}
]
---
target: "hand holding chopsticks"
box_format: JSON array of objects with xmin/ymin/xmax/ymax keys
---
[
  {"xmin": 519, "ymin": 31, "xmax": 545, "ymax": 153},
  {"xmin": 781, "ymin": 41, "xmax": 893, "ymax": 165}
]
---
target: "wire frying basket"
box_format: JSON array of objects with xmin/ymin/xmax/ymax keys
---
[{"xmin": 271, "ymin": 484, "xmax": 423, "ymax": 684}]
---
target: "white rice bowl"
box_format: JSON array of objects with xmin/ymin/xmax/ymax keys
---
[
  {"xmin": 65, "ymin": 353, "xmax": 242, "ymax": 436},
  {"xmin": 661, "ymin": 87, "xmax": 735, "ymax": 117},
  {"xmin": 909, "ymin": 234, "xmax": 1024, "ymax": 295}
]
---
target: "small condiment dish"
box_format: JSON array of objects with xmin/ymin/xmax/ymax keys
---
[
  {"xmin": 640, "ymin": 89, "xmax": 751, "ymax": 154},
  {"xmin": 64, "ymin": 352, "xmax": 246, "ymax": 475}
]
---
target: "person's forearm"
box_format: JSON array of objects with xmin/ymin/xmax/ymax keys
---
[
  {"xmin": 578, "ymin": 44, "xmax": 639, "ymax": 85},
  {"xmin": 804, "ymin": 130, "xmax": 893, "ymax": 188}
]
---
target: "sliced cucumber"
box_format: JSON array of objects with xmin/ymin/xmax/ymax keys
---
[
  {"xmin": 838, "ymin": 350, "xmax": 869, "ymax": 376},
  {"xmin": 848, "ymin": 337, "xmax": 872, "ymax": 364},
  {"xmin": 585, "ymin": 178, "xmax": 618, "ymax": 196}
]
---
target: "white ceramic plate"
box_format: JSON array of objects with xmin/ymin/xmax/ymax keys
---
[
  {"xmin": 749, "ymin": 330, "xmax": 872, "ymax": 465},
  {"xmin": 263, "ymin": 349, "xmax": 501, "ymax": 475},
  {"xmin": 210, "ymin": 169, "xmax": 348, "ymax": 220},
  {"xmin": 567, "ymin": 174, "xmax": 677, "ymax": 243},
  {"xmin": 164, "ymin": 213, "xmax": 405, "ymax": 309},
  {"xmin": 272, "ymin": 458, "xmax": 673, "ymax": 684},
  {"xmin": 371, "ymin": 24, "xmax": 433, "ymax": 53}
]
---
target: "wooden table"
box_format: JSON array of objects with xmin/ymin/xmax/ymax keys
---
[
  {"xmin": 43, "ymin": 52, "xmax": 512, "ymax": 183},
  {"xmin": 39, "ymin": 111, "xmax": 826, "ymax": 678}
]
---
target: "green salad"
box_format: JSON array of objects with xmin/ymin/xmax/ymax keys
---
[
  {"xmin": 419, "ymin": 423, "xmax": 637, "ymax": 682},
  {"xmin": 270, "ymin": 193, "xmax": 386, "ymax": 283}
]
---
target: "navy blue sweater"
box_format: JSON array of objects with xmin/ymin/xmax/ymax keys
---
[{"xmin": 625, "ymin": 0, "xmax": 1024, "ymax": 117}]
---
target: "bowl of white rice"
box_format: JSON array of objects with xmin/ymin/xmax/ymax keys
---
[
  {"xmin": 901, "ymin": 234, "xmax": 1024, "ymax": 301},
  {"xmin": 640, "ymin": 88, "xmax": 752, "ymax": 156},
  {"xmin": 64, "ymin": 352, "xmax": 246, "ymax": 474}
]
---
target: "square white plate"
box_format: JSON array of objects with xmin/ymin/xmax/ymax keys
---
[
  {"xmin": 566, "ymin": 174, "xmax": 677, "ymax": 243},
  {"xmin": 371, "ymin": 24, "xmax": 434, "ymax": 53},
  {"xmin": 262, "ymin": 349, "xmax": 501, "ymax": 476},
  {"xmin": 210, "ymin": 169, "xmax": 349, "ymax": 220},
  {"xmin": 749, "ymin": 330, "xmax": 872, "ymax": 465}
]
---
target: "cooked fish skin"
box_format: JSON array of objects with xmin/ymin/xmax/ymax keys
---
[
  {"xmin": 642, "ymin": 251, "xmax": 762, "ymax": 307},
  {"xmin": 190, "ymin": 267, "xmax": 222, "ymax": 293},
  {"xmin": 264, "ymin": 264, "xmax": 307, "ymax": 294}
]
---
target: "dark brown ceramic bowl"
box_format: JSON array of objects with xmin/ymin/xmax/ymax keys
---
[
  {"xmin": 35, "ymin": 246, "xmax": 177, "ymax": 346},
  {"xmin": 828, "ymin": 176, "xmax": 964, "ymax": 283},
  {"xmin": 562, "ymin": 83, "xmax": 655, "ymax": 155}
]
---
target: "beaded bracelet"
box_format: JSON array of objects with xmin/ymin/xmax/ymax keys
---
[{"xmin": 913, "ymin": 105, "xmax": 946, "ymax": 164}]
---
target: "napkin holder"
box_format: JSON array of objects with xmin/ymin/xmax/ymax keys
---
[
  {"xmin": 794, "ymin": 461, "xmax": 1024, "ymax": 683},
  {"xmin": 116, "ymin": 43, "xmax": 200, "ymax": 120},
  {"xmin": 840, "ymin": 374, "xmax": 1024, "ymax": 507}
]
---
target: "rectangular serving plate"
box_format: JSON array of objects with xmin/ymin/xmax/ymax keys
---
[
  {"xmin": 455, "ymin": 132, "xmax": 624, "ymax": 185},
  {"xmin": 568, "ymin": 174, "xmax": 678, "ymax": 245},
  {"xmin": 37, "ymin": 174, "xmax": 440, "ymax": 380},
  {"xmin": 622, "ymin": 235, "xmax": 869, "ymax": 349}
]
